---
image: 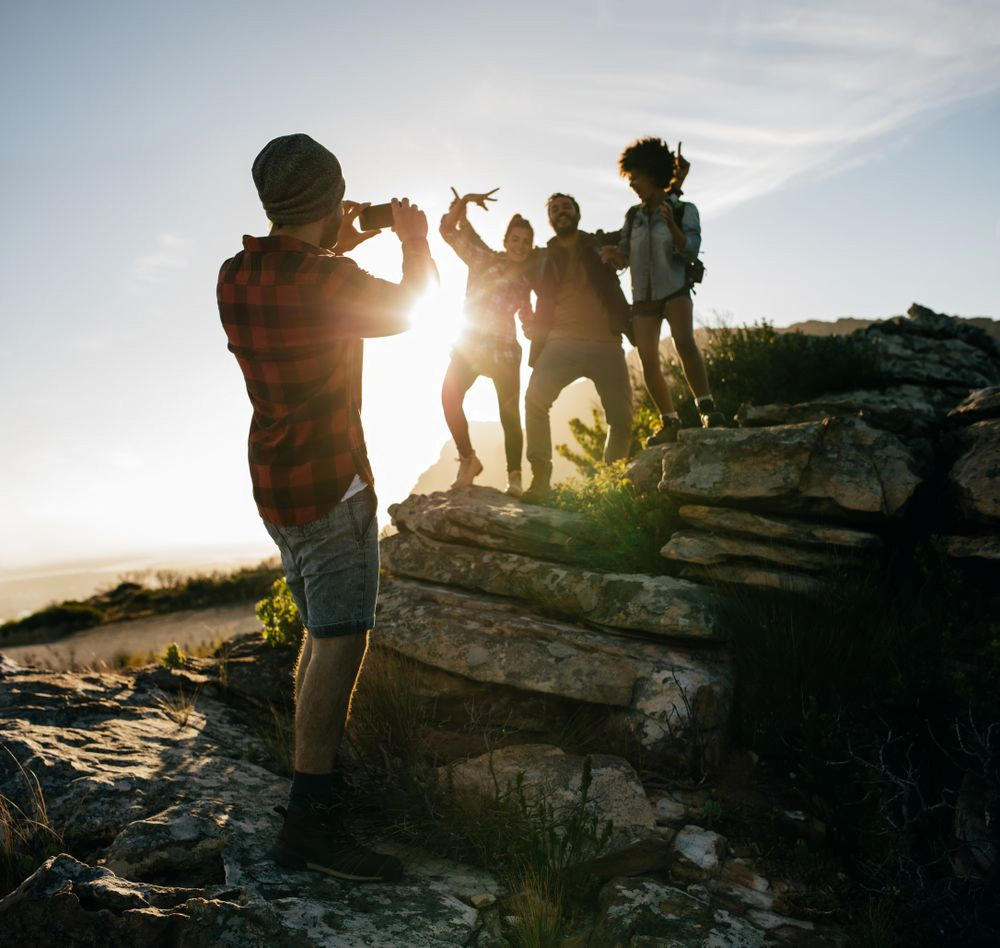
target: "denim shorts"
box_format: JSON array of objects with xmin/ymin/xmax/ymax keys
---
[{"xmin": 262, "ymin": 488, "xmax": 379, "ymax": 638}]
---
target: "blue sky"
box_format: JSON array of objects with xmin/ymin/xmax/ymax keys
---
[{"xmin": 1, "ymin": 0, "xmax": 998, "ymax": 570}]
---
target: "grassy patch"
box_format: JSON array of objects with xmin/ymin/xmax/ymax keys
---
[
  {"xmin": 544, "ymin": 462, "xmax": 681, "ymax": 574},
  {"xmin": 1, "ymin": 750, "xmax": 63, "ymax": 896}
]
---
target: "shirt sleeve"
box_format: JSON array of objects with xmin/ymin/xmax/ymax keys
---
[
  {"xmin": 676, "ymin": 202, "xmax": 701, "ymax": 262},
  {"xmin": 313, "ymin": 240, "xmax": 437, "ymax": 339},
  {"xmin": 440, "ymin": 218, "xmax": 495, "ymax": 269}
]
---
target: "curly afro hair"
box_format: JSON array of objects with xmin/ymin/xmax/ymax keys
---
[{"xmin": 618, "ymin": 137, "xmax": 676, "ymax": 189}]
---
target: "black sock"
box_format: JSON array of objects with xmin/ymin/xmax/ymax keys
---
[{"xmin": 289, "ymin": 770, "xmax": 336, "ymax": 809}]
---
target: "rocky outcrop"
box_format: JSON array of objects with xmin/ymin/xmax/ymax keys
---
[
  {"xmin": 375, "ymin": 576, "xmax": 729, "ymax": 767},
  {"xmin": 948, "ymin": 420, "xmax": 1000, "ymax": 526},
  {"xmin": 0, "ymin": 662, "xmax": 492, "ymax": 947},
  {"xmin": 654, "ymin": 418, "xmax": 921, "ymax": 521},
  {"xmin": 381, "ymin": 530, "xmax": 722, "ymax": 640}
]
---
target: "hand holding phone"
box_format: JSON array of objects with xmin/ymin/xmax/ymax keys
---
[{"xmin": 359, "ymin": 202, "xmax": 395, "ymax": 231}]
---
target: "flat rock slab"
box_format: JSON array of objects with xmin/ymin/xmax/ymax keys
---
[
  {"xmin": 443, "ymin": 744, "xmax": 655, "ymax": 852},
  {"xmin": 677, "ymin": 505, "xmax": 882, "ymax": 551},
  {"xmin": 938, "ymin": 535, "xmax": 1000, "ymax": 562},
  {"xmin": 662, "ymin": 531, "xmax": 848, "ymax": 573},
  {"xmin": 389, "ymin": 487, "xmax": 600, "ymax": 563},
  {"xmin": 380, "ymin": 531, "xmax": 723, "ymax": 641},
  {"xmin": 678, "ymin": 562, "xmax": 828, "ymax": 597},
  {"xmin": 948, "ymin": 420, "xmax": 1000, "ymax": 525},
  {"xmin": 734, "ymin": 384, "xmax": 959, "ymax": 438},
  {"xmin": 376, "ymin": 576, "xmax": 731, "ymax": 758},
  {"xmin": 0, "ymin": 663, "xmax": 492, "ymax": 946},
  {"xmin": 949, "ymin": 386, "xmax": 1000, "ymax": 425},
  {"xmin": 657, "ymin": 417, "xmax": 921, "ymax": 521}
]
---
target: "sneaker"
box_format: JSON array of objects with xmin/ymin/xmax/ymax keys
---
[
  {"xmin": 700, "ymin": 410, "xmax": 728, "ymax": 428},
  {"xmin": 271, "ymin": 804, "xmax": 403, "ymax": 882},
  {"xmin": 505, "ymin": 470, "xmax": 523, "ymax": 497},
  {"xmin": 645, "ymin": 417, "xmax": 681, "ymax": 446},
  {"xmin": 451, "ymin": 452, "xmax": 483, "ymax": 489},
  {"xmin": 696, "ymin": 397, "xmax": 728, "ymax": 429}
]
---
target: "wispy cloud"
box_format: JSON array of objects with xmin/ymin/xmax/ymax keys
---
[
  {"xmin": 475, "ymin": 0, "xmax": 1000, "ymax": 215},
  {"xmin": 133, "ymin": 233, "xmax": 189, "ymax": 285}
]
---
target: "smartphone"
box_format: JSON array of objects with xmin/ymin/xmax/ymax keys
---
[{"xmin": 359, "ymin": 202, "xmax": 394, "ymax": 231}]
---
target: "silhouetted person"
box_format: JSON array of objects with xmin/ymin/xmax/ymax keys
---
[
  {"xmin": 217, "ymin": 133, "xmax": 436, "ymax": 881},
  {"xmin": 522, "ymin": 193, "xmax": 635, "ymax": 502}
]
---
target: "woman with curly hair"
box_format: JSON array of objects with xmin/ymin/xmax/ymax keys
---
[
  {"xmin": 602, "ymin": 137, "xmax": 724, "ymax": 443},
  {"xmin": 439, "ymin": 188, "xmax": 535, "ymax": 494}
]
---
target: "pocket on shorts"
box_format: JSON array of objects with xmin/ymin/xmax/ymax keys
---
[{"xmin": 346, "ymin": 488, "xmax": 377, "ymax": 545}]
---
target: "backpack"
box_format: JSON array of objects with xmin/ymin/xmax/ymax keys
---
[{"xmin": 623, "ymin": 201, "xmax": 705, "ymax": 286}]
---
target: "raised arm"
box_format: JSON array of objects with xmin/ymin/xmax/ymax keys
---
[{"xmin": 439, "ymin": 187, "xmax": 499, "ymax": 266}]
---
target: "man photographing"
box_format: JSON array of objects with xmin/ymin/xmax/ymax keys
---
[{"xmin": 217, "ymin": 133, "xmax": 436, "ymax": 881}]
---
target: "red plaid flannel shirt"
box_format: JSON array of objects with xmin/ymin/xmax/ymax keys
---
[{"xmin": 218, "ymin": 234, "xmax": 429, "ymax": 526}]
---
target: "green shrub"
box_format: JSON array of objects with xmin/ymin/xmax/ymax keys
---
[
  {"xmin": 556, "ymin": 321, "xmax": 884, "ymax": 475},
  {"xmin": 160, "ymin": 642, "xmax": 185, "ymax": 669},
  {"xmin": 0, "ymin": 602, "xmax": 104, "ymax": 640},
  {"xmin": 256, "ymin": 578, "xmax": 304, "ymax": 648},
  {"xmin": 545, "ymin": 462, "xmax": 680, "ymax": 574}
]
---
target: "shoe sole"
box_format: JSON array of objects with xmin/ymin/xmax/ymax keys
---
[{"xmin": 271, "ymin": 845, "xmax": 402, "ymax": 883}]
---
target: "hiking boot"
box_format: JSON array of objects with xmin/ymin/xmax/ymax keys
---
[
  {"xmin": 521, "ymin": 462, "xmax": 552, "ymax": 505},
  {"xmin": 696, "ymin": 397, "xmax": 728, "ymax": 429},
  {"xmin": 451, "ymin": 452, "xmax": 483, "ymax": 489},
  {"xmin": 505, "ymin": 470, "xmax": 523, "ymax": 498},
  {"xmin": 271, "ymin": 804, "xmax": 403, "ymax": 882},
  {"xmin": 700, "ymin": 410, "xmax": 728, "ymax": 428},
  {"xmin": 645, "ymin": 416, "xmax": 681, "ymax": 446}
]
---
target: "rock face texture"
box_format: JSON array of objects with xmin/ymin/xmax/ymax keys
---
[
  {"xmin": 0, "ymin": 662, "xmax": 491, "ymax": 947},
  {"xmin": 656, "ymin": 418, "xmax": 922, "ymax": 522}
]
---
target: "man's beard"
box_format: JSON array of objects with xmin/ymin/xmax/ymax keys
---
[{"xmin": 553, "ymin": 219, "xmax": 578, "ymax": 237}]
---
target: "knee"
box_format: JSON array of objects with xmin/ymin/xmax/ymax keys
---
[
  {"xmin": 524, "ymin": 385, "xmax": 551, "ymax": 416},
  {"xmin": 674, "ymin": 334, "xmax": 699, "ymax": 360}
]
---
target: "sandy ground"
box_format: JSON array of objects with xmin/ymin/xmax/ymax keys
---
[{"xmin": 0, "ymin": 603, "xmax": 260, "ymax": 671}]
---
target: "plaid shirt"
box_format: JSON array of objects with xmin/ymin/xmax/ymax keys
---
[
  {"xmin": 218, "ymin": 234, "xmax": 431, "ymax": 526},
  {"xmin": 440, "ymin": 218, "xmax": 531, "ymax": 363}
]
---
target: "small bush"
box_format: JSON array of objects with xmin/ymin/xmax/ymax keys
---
[
  {"xmin": 1, "ymin": 602, "xmax": 103, "ymax": 640},
  {"xmin": 256, "ymin": 578, "xmax": 304, "ymax": 648},
  {"xmin": 556, "ymin": 321, "xmax": 885, "ymax": 475},
  {"xmin": 160, "ymin": 642, "xmax": 185, "ymax": 669},
  {"xmin": 545, "ymin": 462, "xmax": 681, "ymax": 574}
]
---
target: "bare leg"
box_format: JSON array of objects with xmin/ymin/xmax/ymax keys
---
[
  {"xmin": 665, "ymin": 296, "xmax": 710, "ymax": 399},
  {"xmin": 441, "ymin": 356, "xmax": 480, "ymax": 457},
  {"xmin": 293, "ymin": 630, "xmax": 313, "ymax": 705},
  {"xmin": 633, "ymin": 315, "xmax": 675, "ymax": 415},
  {"xmin": 294, "ymin": 632, "xmax": 369, "ymax": 774}
]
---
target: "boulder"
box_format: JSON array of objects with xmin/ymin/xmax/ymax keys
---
[
  {"xmin": 442, "ymin": 744, "xmax": 655, "ymax": 853},
  {"xmin": 657, "ymin": 417, "xmax": 922, "ymax": 522},
  {"xmin": 389, "ymin": 488, "xmax": 600, "ymax": 563},
  {"xmin": 375, "ymin": 577, "xmax": 731, "ymax": 764},
  {"xmin": 948, "ymin": 386, "xmax": 1000, "ymax": 425},
  {"xmin": 948, "ymin": 420, "xmax": 1000, "ymax": 525},
  {"xmin": 380, "ymin": 531, "xmax": 723, "ymax": 641}
]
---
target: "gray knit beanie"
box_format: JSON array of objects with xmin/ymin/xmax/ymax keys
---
[{"xmin": 252, "ymin": 133, "xmax": 345, "ymax": 225}]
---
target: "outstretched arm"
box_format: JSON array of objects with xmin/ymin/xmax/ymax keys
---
[{"xmin": 439, "ymin": 187, "xmax": 499, "ymax": 265}]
